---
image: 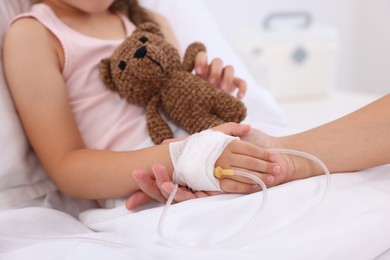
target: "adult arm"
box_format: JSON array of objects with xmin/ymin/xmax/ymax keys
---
[{"xmin": 280, "ymin": 94, "xmax": 390, "ymax": 175}]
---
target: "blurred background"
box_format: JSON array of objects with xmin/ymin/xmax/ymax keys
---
[
  {"xmin": 203, "ymin": 0, "xmax": 389, "ymax": 129},
  {"xmin": 204, "ymin": 0, "xmax": 390, "ymax": 96}
]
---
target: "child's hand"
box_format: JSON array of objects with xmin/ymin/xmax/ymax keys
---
[
  {"xmin": 215, "ymin": 140, "xmax": 280, "ymax": 193},
  {"xmin": 194, "ymin": 51, "xmax": 247, "ymax": 99},
  {"xmin": 126, "ymin": 164, "xmax": 222, "ymax": 210},
  {"xmin": 212, "ymin": 123, "xmax": 280, "ymax": 192}
]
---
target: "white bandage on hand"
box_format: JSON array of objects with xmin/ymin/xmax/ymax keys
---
[{"xmin": 169, "ymin": 129, "xmax": 239, "ymax": 191}]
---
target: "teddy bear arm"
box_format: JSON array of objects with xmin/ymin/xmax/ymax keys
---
[
  {"xmin": 99, "ymin": 58, "xmax": 117, "ymax": 91},
  {"xmin": 181, "ymin": 42, "xmax": 206, "ymax": 72},
  {"xmin": 146, "ymin": 96, "xmax": 174, "ymax": 144}
]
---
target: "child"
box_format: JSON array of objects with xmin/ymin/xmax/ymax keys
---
[{"xmin": 3, "ymin": 0, "xmax": 281, "ymax": 205}]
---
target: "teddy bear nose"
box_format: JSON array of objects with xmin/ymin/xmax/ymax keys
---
[
  {"xmin": 139, "ymin": 36, "xmax": 148, "ymax": 43},
  {"xmin": 134, "ymin": 46, "xmax": 147, "ymax": 59}
]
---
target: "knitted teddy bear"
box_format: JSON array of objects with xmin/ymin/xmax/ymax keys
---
[{"xmin": 100, "ymin": 22, "xmax": 247, "ymax": 144}]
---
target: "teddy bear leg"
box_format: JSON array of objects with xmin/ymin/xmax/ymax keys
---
[
  {"xmin": 146, "ymin": 96, "xmax": 174, "ymax": 144},
  {"xmin": 147, "ymin": 118, "xmax": 174, "ymax": 144}
]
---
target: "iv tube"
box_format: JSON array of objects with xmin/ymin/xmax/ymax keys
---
[
  {"xmin": 157, "ymin": 148, "xmax": 331, "ymax": 249},
  {"xmin": 157, "ymin": 169, "xmax": 268, "ymax": 249}
]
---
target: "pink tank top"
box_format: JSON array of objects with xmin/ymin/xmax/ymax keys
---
[{"xmin": 12, "ymin": 4, "xmax": 154, "ymax": 151}]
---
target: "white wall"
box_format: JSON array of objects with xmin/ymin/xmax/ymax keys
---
[
  {"xmin": 203, "ymin": 0, "xmax": 390, "ymax": 95},
  {"xmin": 354, "ymin": 0, "xmax": 390, "ymax": 93}
]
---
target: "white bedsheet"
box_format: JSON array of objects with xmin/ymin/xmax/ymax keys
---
[{"xmin": 1, "ymin": 165, "xmax": 390, "ymax": 260}]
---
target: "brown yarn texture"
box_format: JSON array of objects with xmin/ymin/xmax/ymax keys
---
[{"xmin": 100, "ymin": 22, "xmax": 246, "ymax": 144}]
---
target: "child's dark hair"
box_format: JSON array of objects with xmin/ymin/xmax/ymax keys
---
[{"xmin": 110, "ymin": 0, "xmax": 156, "ymax": 25}]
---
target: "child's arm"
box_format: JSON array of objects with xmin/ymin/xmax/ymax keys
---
[{"xmin": 3, "ymin": 19, "xmax": 174, "ymax": 200}]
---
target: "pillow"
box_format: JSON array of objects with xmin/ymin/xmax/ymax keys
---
[{"xmin": 0, "ymin": 0, "xmax": 56, "ymax": 209}]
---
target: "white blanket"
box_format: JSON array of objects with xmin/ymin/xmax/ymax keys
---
[{"xmin": 1, "ymin": 166, "xmax": 390, "ymax": 259}]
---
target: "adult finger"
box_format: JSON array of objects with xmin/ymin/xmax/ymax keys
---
[
  {"xmin": 132, "ymin": 169, "xmax": 167, "ymax": 204},
  {"xmin": 126, "ymin": 191, "xmax": 152, "ymax": 210},
  {"xmin": 161, "ymin": 182, "xmax": 197, "ymax": 202},
  {"xmin": 151, "ymin": 163, "xmax": 173, "ymax": 199},
  {"xmin": 161, "ymin": 182, "xmax": 224, "ymax": 202},
  {"xmin": 211, "ymin": 122, "xmax": 251, "ymax": 137}
]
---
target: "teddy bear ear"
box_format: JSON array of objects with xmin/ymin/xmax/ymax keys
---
[
  {"xmin": 136, "ymin": 22, "xmax": 164, "ymax": 38},
  {"xmin": 99, "ymin": 58, "xmax": 117, "ymax": 91}
]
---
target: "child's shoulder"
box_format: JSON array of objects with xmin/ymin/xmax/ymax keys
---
[
  {"xmin": 6, "ymin": 17, "xmax": 52, "ymax": 45},
  {"xmin": 4, "ymin": 17, "xmax": 61, "ymax": 71}
]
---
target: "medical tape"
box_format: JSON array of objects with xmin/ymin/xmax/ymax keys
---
[{"xmin": 169, "ymin": 129, "xmax": 238, "ymax": 191}]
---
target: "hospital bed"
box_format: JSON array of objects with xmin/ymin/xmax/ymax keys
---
[{"xmin": 1, "ymin": 1, "xmax": 390, "ymax": 259}]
